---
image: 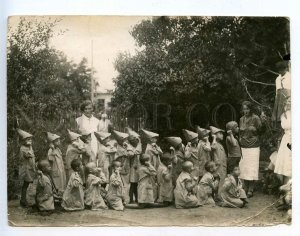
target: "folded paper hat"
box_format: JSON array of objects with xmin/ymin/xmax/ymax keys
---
[
  {"xmin": 79, "ymin": 128, "xmax": 92, "ymax": 136},
  {"xmin": 140, "ymin": 129, "xmax": 159, "ymax": 140},
  {"xmin": 165, "ymin": 136, "xmax": 182, "ymax": 147},
  {"xmin": 195, "ymin": 125, "xmax": 211, "ymax": 137},
  {"xmin": 125, "ymin": 127, "xmax": 140, "ymax": 139},
  {"xmin": 182, "ymin": 129, "xmax": 198, "ymax": 142},
  {"xmin": 209, "ymin": 126, "xmax": 225, "ymax": 134},
  {"xmin": 47, "ymin": 132, "xmax": 60, "ymax": 142},
  {"xmin": 67, "ymin": 129, "xmax": 81, "ymax": 141},
  {"xmin": 94, "ymin": 131, "xmax": 111, "ymax": 141},
  {"xmin": 112, "ymin": 130, "xmax": 129, "ymax": 141},
  {"xmin": 17, "ymin": 128, "xmax": 33, "ymax": 140}
]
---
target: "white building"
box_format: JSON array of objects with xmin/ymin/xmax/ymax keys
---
[{"xmin": 94, "ymin": 90, "xmax": 113, "ymax": 112}]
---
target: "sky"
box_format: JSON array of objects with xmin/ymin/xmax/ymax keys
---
[
  {"xmin": 9, "ymin": 16, "xmax": 148, "ymax": 91},
  {"xmin": 50, "ymin": 16, "xmax": 148, "ymax": 91}
]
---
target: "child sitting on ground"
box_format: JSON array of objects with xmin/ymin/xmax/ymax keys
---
[
  {"xmin": 17, "ymin": 129, "xmax": 36, "ymax": 207},
  {"xmin": 61, "ymin": 159, "xmax": 84, "ymax": 211},
  {"xmin": 157, "ymin": 152, "xmax": 174, "ymax": 205},
  {"xmin": 84, "ymin": 162, "xmax": 108, "ymax": 210},
  {"xmin": 106, "ymin": 160, "xmax": 126, "ymax": 211},
  {"xmin": 197, "ymin": 161, "xmax": 220, "ymax": 206},
  {"xmin": 137, "ymin": 154, "xmax": 158, "ymax": 208},
  {"xmin": 219, "ymin": 166, "xmax": 248, "ymax": 208},
  {"xmin": 174, "ymin": 161, "xmax": 200, "ymax": 209},
  {"xmin": 36, "ymin": 160, "xmax": 62, "ymax": 213}
]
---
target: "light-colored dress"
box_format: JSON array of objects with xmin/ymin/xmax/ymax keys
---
[
  {"xmin": 219, "ymin": 175, "xmax": 247, "ymax": 208},
  {"xmin": 211, "ymin": 141, "xmax": 227, "ymax": 191},
  {"xmin": 185, "ymin": 142, "xmax": 203, "ymax": 179},
  {"xmin": 19, "ymin": 145, "xmax": 36, "ymax": 183},
  {"xmin": 47, "ymin": 147, "xmax": 66, "ymax": 192},
  {"xmin": 197, "ymin": 172, "xmax": 219, "ymax": 206},
  {"xmin": 97, "ymin": 142, "xmax": 117, "ymax": 181},
  {"xmin": 115, "ymin": 144, "xmax": 131, "ymax": 203},
  {"xmin": 106, "ymin": 172, "xmax": 125, "ymax": 211},
  {"xmin": 61, "ymin": 172, "xmax": 84, "ymax": 211},
  {"xmin": 84, "ymin": 174, "xmax": 108, "ymax": 210},
  {"xmin": 197, "ymin": 140, "xmax": 212, "ymax": 177},
  {"xmin": 174, "ymin": 172, "xmax": 199, "ymax": 208},
  {"xmin": 36, "ymin": 174, "xmax": 55, "ymax": 211},
  {"xmin": 145, "ymin": 143, "xmax": 163, "ymax": 170},
  {"xmin": 65, "ymin": 143, "xmax": 83, "ymax": 181},
  {"xmin": 172, "ymin": 145, "xmax": 186, "ymax": 185},
  {"xmin": 129, "ymin": 142, "xmax": 142, "ymax": 183},
  {"xmin": 76, "ymin": 114, "xmax": 100, "ymax": 157},
  {"xmin": 138, "ymin": 164, "xmax": 157, "ymax": 204},
  {"xmin": 157, "ymin": 164, "xmax": 173, "ymax": 203},
  {"xmin": 239, "ymin": 114, "xmax": 262, "ymax": 181},
  {"xmin": 274, "ymin": 110, "xmax": 292, "ymax": 177}
]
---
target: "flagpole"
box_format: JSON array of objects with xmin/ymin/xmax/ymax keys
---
[{"xmin": 91, "ymin": 39, "xmax": 94, "ymax": 102}]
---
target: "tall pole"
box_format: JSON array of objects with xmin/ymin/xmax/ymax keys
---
[{"xmin": 91, "ymin": 39, "xmax": 94, "ymax": 102}]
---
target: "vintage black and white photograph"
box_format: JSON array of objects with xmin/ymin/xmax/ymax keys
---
[{"xmin": 7, "ymin": 15, "xmax": 291, "ymax": 226}]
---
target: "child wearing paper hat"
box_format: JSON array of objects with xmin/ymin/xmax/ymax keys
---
[{"xmin": 17, "ymin": 129, "xmax": 36, "ymax": 207}]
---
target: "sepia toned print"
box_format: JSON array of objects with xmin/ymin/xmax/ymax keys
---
[{"xmin": 7, "ymin": 16, "xmax": 291, "ymax": 226}]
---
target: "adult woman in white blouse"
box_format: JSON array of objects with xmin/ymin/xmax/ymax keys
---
[{"xmin": 76, "ymin": 100, "xmax": 100, "ymax": 157}]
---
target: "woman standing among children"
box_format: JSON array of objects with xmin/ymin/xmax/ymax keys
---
[
  {"xmin": 274, "ymin": 97, "xmax": 292, "ymax": 184},
  {"xmin": 76, "ymin": 100, "xmax": 100, "ymax": 158},
  {"xmin": 17, "ymin": 129, "xmax": 36, "ymax": 207},
  {"xmin": 239, "ymin": 101, "xmax": 264, "ymax": 198},
  {"xmin": 47, "ymin": 132, "xmax": 66, "ymax": 193}
]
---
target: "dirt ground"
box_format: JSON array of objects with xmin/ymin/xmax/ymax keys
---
[{"xmin": 7, "ymin": 192, "xmax": 290, "ymax": 227}]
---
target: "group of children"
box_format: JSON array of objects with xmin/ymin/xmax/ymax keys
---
[{"xmin": 17, "ymin": 120, "xmax": 248, "ymax": 214}]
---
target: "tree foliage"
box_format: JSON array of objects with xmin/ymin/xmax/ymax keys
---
[
  {"xmin": 113, "ymin": 16, "xmax": 289, "ymax": 134},
  {"xmin": 7, "ymin": 17, "xmax": 92, "ymax": 199}
]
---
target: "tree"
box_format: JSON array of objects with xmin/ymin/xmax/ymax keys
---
[
  {"xmin": 113, "ymin": 16, "xmax": 289, "ymax": 135},
  {"xmin": 7, "ymin": 17, "xmax": 92, "ymax": 199}
]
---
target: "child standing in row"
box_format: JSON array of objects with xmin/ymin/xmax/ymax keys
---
[
  {"xmin": 210, "ymin": 126, "xmax": 227, "ymax": 192},
  {"xmin": 142, "ymin": 129, "xmax": 163, "ymax": 171},
  {"xmin": 157, "ymin": 152, "xmax": 174, "ymax": 205},
  {"xmin": 18, "ymin": 129, "xmax": 36, "ymax": 207},
  {"xmin": 196, "ymin": 126, "xmax": 212, "ymax": 179},
  {"xmin": 225, "ymin": 121, "xmax": 242, "ymax": 174},
  {"xmin": 61, "ymin": 159, "xmax": 84, "ymax": 211},
  {"xmin": 126, "ymin": 128, "xmax": 142, "ymax": 204},
  {"xmin": 183, "ymin": 129, "xmax": 201, "ymax": 181},
  {"xmin": 65, "ymin": 130, "xmax": 85, "ymax": 182},
  {"xmin": 47, "ymin": 132, "xmax": 66, "ymax": 193},
  {"xmin": 174, "ymin": 161, "xmax": 200, "ymax": 209},
  {"xmin": 166, "ymin": 136, "xmax": 185, "ymax": 186},
  {"xmin": 95, "ymin": 131, "xmax": 116, "ymax": 187},
  {"xmin": 84, "ymin": 162, "xmax": 108, "ymax": 210}
]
